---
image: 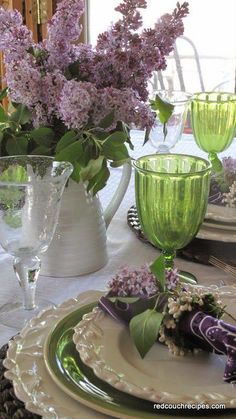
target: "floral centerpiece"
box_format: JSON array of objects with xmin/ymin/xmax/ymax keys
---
[
  {"xmin": 99, "ymin": 258, "xmax": 236, "ymax": 383},
  {"xmin": 0, "ymin": 0, "xmax": 189, "ymax": 193}
]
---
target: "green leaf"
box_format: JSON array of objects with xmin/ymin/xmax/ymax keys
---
[
  {"xmin": 80, "ymin": 156, "xmax": 105, "ymax": 181},
  {"xmin": 70, "ymin": 162, "xmax": 81, "ymax": 183},
  {"xmin": 150, "ymin": 254, "xmax": 166, "ymax": 291},
  {"xmin": 110, "ymin": 158, "xmax": 130, "ymax": 168},
  {"xmin": 0, "ymin": 87, "xmax": 8, "ymax": 101},
  {"xmin": 129, "ymin": 309, "xmax": 164, "ymax": 358},
  {"xmin": 55, "ymin": 130, "xmax": 78, "ymax": 153},
  {"xmin": 55, "ymin": 141, "xmax": 83, "ymax": 163},
  {"xmin": 0, "ymin": 106, "xmax": 8, "ymax": 123},
  {"xmin": 5, "ymin": 136, "xmax": 28, "ymax": 155},
  {"xmin": 31, "ymin": 145, "xmax": 52, "ymax": 156},
  {"xmin": 143, "ymin": 127, "xmax": 151, "ymax": 145},
  {"xmin": 103, "ymin": 132, "xmax": 129, "ymax": 161},
  {"xmin": 109, "ymin": 297, "xmax": 140, "ymax": 304},
  {"xmin": 30, "ymin": 127, "xmax": 55, "ymax": 147},
  {"xmin": 9, "ymin": 104, "xmax": 31, "ymax": 125},
  {"xmin": 150, "ymin": 95, "xmax": 174, "ymax": 125},
  {"xmin": 87, "ymin": 160, "xmax": 110, "ymax": 195},
  {"xmin": 98, "ymin": 111, "xmax": 115, "ymax": 129},
  {"xmin": 0, "ymin": 165, "xmax": 27, "ymax": 182},
  {"xmin": 117, "ymin": 121, "xmax": 133, "ymax": 150},
  {"xmin": 104, "ymin": 131, "xmax": 127, "ymax": 145}
]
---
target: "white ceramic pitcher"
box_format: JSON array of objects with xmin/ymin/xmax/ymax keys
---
[{"xmin": 40, "ymin": 163, "xmax": 131, "ymax": 277}]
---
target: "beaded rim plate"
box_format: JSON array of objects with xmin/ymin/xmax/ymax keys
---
[{"xmin": 73, "ymin": 290, "xmax": 236, "ymax": 408}]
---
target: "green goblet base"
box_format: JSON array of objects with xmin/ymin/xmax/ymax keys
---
[{"xmin": 178, "ymin": 270, "xmax": 198, "ymax": 285}]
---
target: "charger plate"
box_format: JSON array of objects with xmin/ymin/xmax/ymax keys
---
[{"xmin": 73, "ymin": 290, "xmax": 236, "ymax": 409}]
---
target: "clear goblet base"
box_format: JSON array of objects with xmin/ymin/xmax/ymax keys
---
[{"xmin": 0, "ymin": 298, "xmax": 54, "ymax": 330}]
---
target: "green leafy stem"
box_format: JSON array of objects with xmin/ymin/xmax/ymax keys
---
[{"xmin": 0, "ymin": 93, "xmax": 133, "ymax": 195}]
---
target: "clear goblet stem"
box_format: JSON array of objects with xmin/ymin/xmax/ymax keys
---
[
  {"xmin": 162, "ymin": 250, "xmax": 175, "ymax": 270},
  {"xmin": 13, "ymin": 256, "xmax": 41, "ymax": 310}
]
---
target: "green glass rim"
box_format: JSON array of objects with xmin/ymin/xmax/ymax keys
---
[
  {"xmin": 133, "ymin": 154, "xmax": 212, "ymax": 177},
  {"xmin": 154, "ymin": 90, "xmax": 192, "ymax": 104},
  {"xmin": 192, "ymin": 92, "xmax": 236, "ymax": 103}
]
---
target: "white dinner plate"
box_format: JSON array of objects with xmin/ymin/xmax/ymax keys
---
[
  {"xmin": 4, "ymin": 291, "xmax": 105, "ymax": 419},
  {"xmin": 197, "ymin": 225, "xmax": 236, "ymax": 242},
  {"xmin": 203, "ymin": 220, "xmax": 236, "ymax": 231},
  {"xmin": 206, "ymin": 204, "xmax": 236, "ymax": 223},
  {"xmin": 73, "ymin": 288, "xmax": 236, "ymax": 408}
]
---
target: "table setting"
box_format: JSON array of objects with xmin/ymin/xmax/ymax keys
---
[{"xmin": 0, "ymin": 0, "xmax": 236, "ymax": 418}]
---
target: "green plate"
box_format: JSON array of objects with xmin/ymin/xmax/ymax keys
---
[{"xmin": 44, "ymin": 302, "xmax": 235, "ymax": 419}]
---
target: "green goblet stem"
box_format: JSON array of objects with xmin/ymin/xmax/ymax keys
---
[
  {"xmin": 208, "ymin": 152, "xmax": 223, "ymax": 173},
  {"xmin": 162, "ymin": 250, "xmax": 175, "ymax": 270}
]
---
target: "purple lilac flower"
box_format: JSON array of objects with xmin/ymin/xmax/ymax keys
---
[
  {"xmin": 92, "ymin": 87, "xmax": 155, "ymax": 130},
  {"xmin": 6, "ymin": 60, "xmax": 42, "ymax": 107},
  {"xmin": 107, "ymin": 264, "xmax": 159, "ymax": 297},
  {"xmin": 59, "ymin": 80, "xmax": 98, "ymax": 129},
  {"xmin": 166, "ymin": 268, "xmax": 180, "ymax": 290},
  {"xmin": 0, "ymin": 7, "xmax": 33, "ymax": 63},
  {"xmin": 46, "ymin": 0, "xmax": 85, "ymax": 70},
  {"xmin": 80, "ymin": 1, "xmax": 189, "ymax": 101},
  {"xmin": 0, "ymin": 0, "xmax": 189, "ymax": 131}
]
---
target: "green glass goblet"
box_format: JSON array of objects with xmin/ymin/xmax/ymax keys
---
[
  {"xmin": 191, "ymin": 92, "xmax": 236, "ymax": 171},
  {"xmin": 134, "ymin": 154, "xmax": 211, "ymax": 274}
]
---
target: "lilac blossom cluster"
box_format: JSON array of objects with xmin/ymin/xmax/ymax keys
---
[
  {"xmin": 107, "ymin": 264, "xmax": 180, "ymax": 297},
  {"xmin": 107, "ymin": 265, "xmax": 159, "ymax": 297},
  {"xmin": 0, "ymin": 0, "xmax": 189, "ymax": 131},
  {"xmin": 166, "ymin": 267, "xmax": 180, "ymax": 290}
]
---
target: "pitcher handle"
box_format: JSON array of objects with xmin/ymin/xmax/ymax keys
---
[{"xmin": 104, "ymin": 162, "xmax": 132, "ymax": 228}]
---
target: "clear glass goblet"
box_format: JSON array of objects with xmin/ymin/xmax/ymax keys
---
[
  {"xmin": 134, "ymin": 154, "xmax": 211, "ymax": 275},
  {"xmin": 0, "ymin": 156, "xmax": 73, "ymax": 328},
  {"xmin": 191, "ymin": 92, "xmax": 236, "ymax": 171},
  {"xmin": 149, "ymin": 90, "xmax": 192, "ymax": 153}
]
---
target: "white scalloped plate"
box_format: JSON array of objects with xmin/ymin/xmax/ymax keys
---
[
  {"xmin": 197, "ymin": 225, "xmax": 236, "ymax": 242},
  {"xmin": 73, "ymin": 288, "xmax": 236, "ymax": 408},
  {"xmin": 206, "ymin": 204, "xmax": 236, "ymax": 223},
  {"xmin": 3, "ymin": 291, "xmax": 106, "ymax": 419}
]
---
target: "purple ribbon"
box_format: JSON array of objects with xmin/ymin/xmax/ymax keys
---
[{"xmin": 99, "ymin": 296, "xmax": 236, "ymax": 383}]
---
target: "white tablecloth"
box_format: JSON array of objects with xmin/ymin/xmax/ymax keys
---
[
  {"xmin": 0, "ymin": 133, "xmax": 235, "ymax": 418},
  {"xmin": 1, "ymin": 132, "xmax": 236, "ymax": 343}
]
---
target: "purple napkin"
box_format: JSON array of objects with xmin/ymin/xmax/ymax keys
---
[{"xmin": 99, "ymin": 296, "xmax": 236, "ymax": 383}]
